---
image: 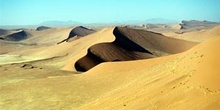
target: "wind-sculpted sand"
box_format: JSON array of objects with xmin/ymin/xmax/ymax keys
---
[{"xmin": 0, "ymin": 25, "xmax": 219, "ymax": 110}]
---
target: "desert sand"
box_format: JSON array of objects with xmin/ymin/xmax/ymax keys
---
[{"xmin": 0, "ymin": 23, "xmax": 220, "ymax": 110}]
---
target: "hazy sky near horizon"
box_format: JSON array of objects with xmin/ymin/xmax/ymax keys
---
[{"xmin": 0, "ymin": 0, "xmax": 220, "ymax": 25}]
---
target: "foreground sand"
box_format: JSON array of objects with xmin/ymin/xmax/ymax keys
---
[{"xmin": 0, "ymin": 26, "xmax": 220, "ymax": 110}]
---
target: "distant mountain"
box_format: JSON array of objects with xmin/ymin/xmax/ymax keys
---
[
  {"xmin": 40, "ymin": 20, "xmax": 82, "ymax": 26},
  {"xmin": 145, "ymin": 18, "xmax": 178, "ymax": 24}
]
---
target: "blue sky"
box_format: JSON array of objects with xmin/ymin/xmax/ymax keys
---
[{"xmin": 0, "ymin": 0, "xmax": 220, "ymax": 25}]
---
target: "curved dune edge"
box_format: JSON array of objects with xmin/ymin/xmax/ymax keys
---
[
  {"xmin": 74, "ymin": 27, "xmax": 197, "ymax": 72},
  {"xmin": 62, "ymin": 27, "xmax": 116, "ymax": 71},
  {"xmin": 77, "ymin": 36, "xmax": 220, "ymax": 110}
]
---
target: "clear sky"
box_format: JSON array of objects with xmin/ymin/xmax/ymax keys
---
[{"xmin": 0, "ymin": 0, "xmax": 220, "ymax": 25}]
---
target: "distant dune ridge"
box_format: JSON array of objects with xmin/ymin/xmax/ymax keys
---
[
  {"xmin": 57, "ymin": 26, "xmax": 96, "ymax": 44},
  {"xmin": 124, "ymin": 20, "xmax": 220, "ymax": 34},
  {"xmin": 0, "ymin": 29, "xmax": 8, "ymax": 36},
  {"xmin": 0, "ymin": 30, "xmax": 28, "ymax": 41},
  {"xmin": 36, "ymin": 26, "xmax": 51, "ymax": 31},
  {"xmin": 75, "ymin": 27, "xmax": 197, "ymax": 71},
  {"xmin": 173, "ymin": 20, "xmax": 220, "ymax": 32},
  {"xmin": 165, "ymin": 26, "xmax": 220, "ymax": 42},
  {"xmin": 181, "ymin": 20, "xmax": 219, "ymax": 28},
  {"xmin": 68, "ymin": 26, "xmax": 96, "ymax": 37}
]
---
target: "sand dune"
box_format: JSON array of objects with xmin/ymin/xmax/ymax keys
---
[
  {"xmin": 0, "ymin": 29, "xmax": 8, "ymax": 36},
  {"xmin": 68, "ymin": 26, "xmax": 96, "ymax": 38},
  {"xmin": 0, "ymin": 30, "xmax": 28, "ymax": 41},
  {"xmin": 57, "ymin": 26, "xmax": 96, "ymax": 44},
  {"xmin": 36, "ymin": 26, "xmax": 52, "ymax": 31},
  {"xmin": 0, "ymin": 27, "xmax": 114, "ymax": 69},
  {"xmin": 0, "ymin": 27, "xmax": 74, "ymax": 62},
  {"xmin": 75, "ymin": 27, "xmax": 197, "ymax": 71},
  {"xmin": 23, "ymin": 27, "xmax": 72, "ymax": 45}
]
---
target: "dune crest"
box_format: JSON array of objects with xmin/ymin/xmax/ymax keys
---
[{"xmin": 57, "ymin": 26, "xmax": 96, "ymax": 44}]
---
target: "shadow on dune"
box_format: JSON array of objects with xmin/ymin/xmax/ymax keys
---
[
  {"xmin": 0, "ymin": 29, "xmax": 8, "ymax": 36},
  {"xmin": 75, "ymin": 27, "xmax": 198, "ymax": 72},
  {"xmin": 0, "ymin": 30, "xmax": 28, "ymax": 41},
  {"xmin": 36, "ymin": 26, "xmax": 52, "ymax": 31}
]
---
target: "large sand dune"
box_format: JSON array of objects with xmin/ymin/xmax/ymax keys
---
[{"xmin": 75, "ymin": 27, "xmax": 197, "ymax": 71}]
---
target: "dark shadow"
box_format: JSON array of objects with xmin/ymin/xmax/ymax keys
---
[
  {"xmin": 5, "ymin": 31, "xmax": 28, "ymax": 41},
  {"xmin": 113, "ymin": 27, "xmax": 152, "ymax": 54},
  {"xmin": 74, "ymin": 49, "xmax": 105, "ymax": 72}
]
